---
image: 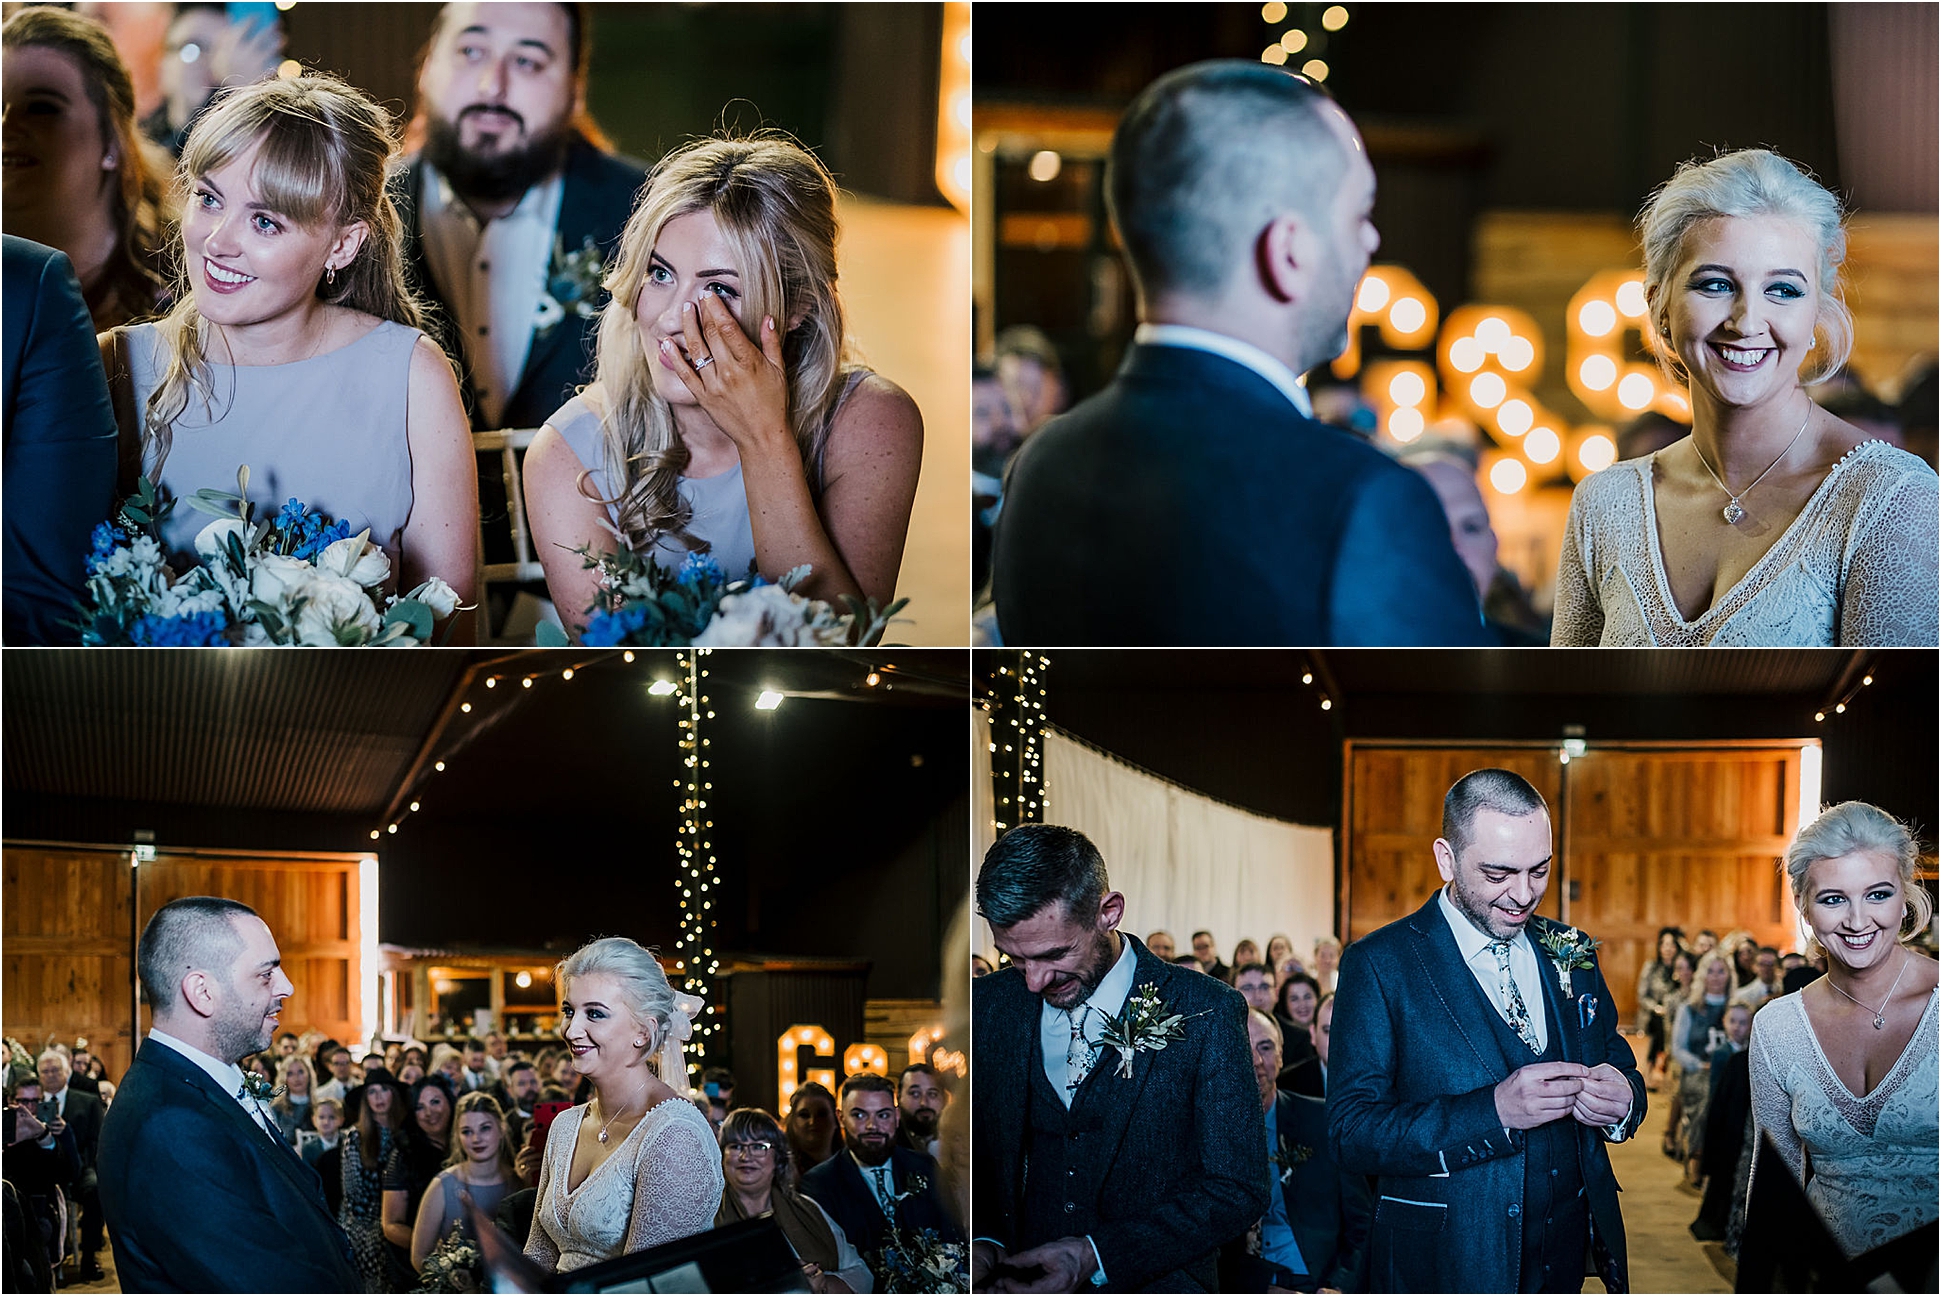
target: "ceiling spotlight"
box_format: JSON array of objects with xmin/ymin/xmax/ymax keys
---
[
  {"xmin": 485, "ymin": 676, "xmax": 497, "ymax": 689},
  {"xmin": 409, "ymin": 801, "xmax": 420, "ymax": 812},
  {"xmin": 1863, "ymin": 674, "xmax": 1874, "ymax": 686},
  {"xmin": 1320, "ymin": 698, "xmax": 1333, "ymax": 711},
  {"xmin": 866, "ymin": 672, "xmax": 882, "ymax": 687},
  {"xmin": 649, "ymin": 679, "xmax": 678, "ymax": 696},
  {"xmin": 515, "ymin": 971, "xmax": 533, "ymax": 989},
  {"xmin": 386, "ymin": 824, "xmax": 398, "ymax": 834},
  {"xmin": 369, "ymin": 830, "xmax": 380, "ymax": 840},
  {"xmin": 1301, "ymin": 672, "xmax": 1313, "ymax": 685},
  {"xmin": 1835, "ymin": 703, "xmax": 1846, "ymax": 714},
  {"xmin": 562, "ymin": 668, "xmax": 574, "ymax": 681},
  {"xmin": 1814, "ymin": 711, "xmax": 1826, "ymax": 722},
  {"xmin": 755, "ymin": 690, "xmax": 785, "ymax": 711},
  {"xmin": 434, "ymin": 761, "xmax": 445, "ymax": 771},
  {"xmin": 460, "ymin": 702, "xmax": 472, "ymax": 713},
  {"xmin": 624, "ymin": 650, "xmax": 635, "ymax": 663},
  {"xmin": 521, "ymin": 677, "xmax": 533, "ymax": 689}
]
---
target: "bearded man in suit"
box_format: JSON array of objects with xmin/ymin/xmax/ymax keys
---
[
  {"xmin": 99, "ymin": 897, "xmax": 359, "ymax": 1292},
  {"xmin": 972, "ymin": 824, "xmax": 1267, "ymax": 1292},
  {"xmin": 1328, "ymin": 770, "xmax": 1645, "ymax": 1293}
]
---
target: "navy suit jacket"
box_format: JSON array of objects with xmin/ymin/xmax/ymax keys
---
[
  {"xmin": 990, "ymin": 342, "xmax": 1488, "ymax": 646},
  {"xmin": 2, "ymin": 236, "xmax": 117, "ymax": 645},
  {"xmin": 972, "ymin": 934, "xmax": 1269, "ymax": 1292},
  {"xmin": 395, "ymin": 136, "xmax": 645, "ymax": 432},
  {"xmin": 1326, "ymin": 896, "xmax": 1646, "ymax": 1293},
  {"xmin": 798, "ymin": 1143, "xmax": 962, "ymax": 1264},
  {"xmin": 1221, "ymin": 1090, "xmax": 1371, "ymax": 1292},
  {"xmin": 98, "ymin": 1037, "xmax": 360, "ymax": 1293}
]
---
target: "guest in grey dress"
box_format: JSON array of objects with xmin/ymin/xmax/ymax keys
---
[
  {"xmin": 522, "ymin": 135, "xmax": 923, "ymax": 641},
  {"xmin": 1553, "ymin": 148, "xmax": 1937, "ymax": 647},
  {"xmin": 104, "ymin": 74, "xmax": 478, "ymax": 635}
]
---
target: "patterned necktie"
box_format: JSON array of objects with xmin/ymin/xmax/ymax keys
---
[
  {"xmin": 869, "ymin": 1165, "xmax": 895, "ymax": 1219},
  {"xmin": 237, "ymin": 1085, "xmax": 289, "ymax": 1152},
  {"xmin": 1065, "ymin": 1005, "xmax": 1094, "ymax": 1095},
  {"xmin": 1490, "ymin": 940, "xmax": 1542, "ymax": 1052}
]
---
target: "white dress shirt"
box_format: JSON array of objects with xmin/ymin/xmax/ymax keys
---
[
  {"xmin": 1437, "ymin": 887, "xmax": 1548, "ymax": 1053},
  {"xmin": 1038, "ymin": 933, "xmax": 1140, "ymax": 1108},
  {"xmin": 1132, "ymin": 323, "xmax": 1315, "ymax": 419},
  {"xmin": 147, "ymin": 1028, "xmax": 278, "ymax": 1137},
  {"xmin": 419, "ymin": 164, "xmax": 566, "ymax": 427}
]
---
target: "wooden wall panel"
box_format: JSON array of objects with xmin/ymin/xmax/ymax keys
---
[
  {"xmin": 1566, "ymin": 748, "xmax": 1800, "ymax": 1024},
  {"xmin": 2, "ymin": 846, "xmax": 367, "ymax": 1080},
  {"xmin": 1345, "ymin": 748, "xmax": 1565, "ymax": 941}
]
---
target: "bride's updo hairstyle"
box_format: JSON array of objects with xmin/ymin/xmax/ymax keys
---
[
  {"xmin": 1784, "ymin": 801, "xmax": 1934, "ymax": 956},
  {"xmin": 556, "ymin": 936, "xmax": 693, "ymax": 1086},
  {"xmin": 142, "ymin": 74, "xmax": 426, "ymax": 471},
  {"xmin": 1636, "ymin": 148, "xmax": 1853, "ymax": 388},
  {"xmin": 587, "ymin": 133, "xmax": 853, "ymax": 554}
]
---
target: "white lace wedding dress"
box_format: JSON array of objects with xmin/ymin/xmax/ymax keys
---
[
  {"xmin": 524, "ymin": 1098, "xmax": 725, "ymax": 1272},
  {"xmin": 1748, "ymin": 985, "xmax": 1939, "ymax": 1257},
  {"xmin": 1552, "ymin": 440, "xmax": 1939, "ymax": 646}
]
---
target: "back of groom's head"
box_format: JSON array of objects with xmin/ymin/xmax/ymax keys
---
[
  {"xmin": 1107, "ymin": 60, "xmax": 1345, "ymax": 305},
  {"xmin": 976, "ymin": 823, "xmax": 1107, "ymax": 928},
  {"xmin": 1442, "ymin": 769, "xmax": 1548, "ymax": 858},
  {"xmin": 138, "ymin": 896, "xmax": 259, "ymax": 1015}
]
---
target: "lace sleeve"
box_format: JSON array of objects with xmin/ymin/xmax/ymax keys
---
[
  {"xmin": 1840, "ymin": 467, "xmax": 1939, "ymax": 646},
  {"xmin": 622, "ymin": 1108, "xmax": 726, "ymax": 1254},
  {"xmin": 1747, "ymin": 1009, "xmax": 1806, "ymax": 1201},
  {"xmin": 1550, "ymin": 480, "xmax": 1604, "ymax": 645},
  {"xmin": 523, "ymin": 1117, "xmax": 562, "ymax": 1270}
]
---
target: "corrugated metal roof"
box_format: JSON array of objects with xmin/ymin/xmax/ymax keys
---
[{"xmin": 3, "ymin": 654, "xmax": 470, "ymax": 815}]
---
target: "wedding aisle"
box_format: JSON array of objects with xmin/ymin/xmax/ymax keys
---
[{"xmin": 1606, "ymin": 1033, "xmax": 1733, "ymax": 1295}]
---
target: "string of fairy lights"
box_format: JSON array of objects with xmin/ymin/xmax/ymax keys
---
[
  {"xmin": 1813, "ymin": 662, "xmax": 1879, "ymax": 724},
  {"xmin": 986, "ymin": 651, "xmax": 1050, "ymax": 833},
  {"xmin": 674, "ymin": 649, "xmax": 720, "ymax": 1072}
]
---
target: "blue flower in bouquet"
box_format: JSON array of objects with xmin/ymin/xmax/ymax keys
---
[
  {"xmin": 274, "ymin": 497, "xmax": 309, "ymax": 533},
  {"xmin": 292, "ymin": 517, "xmax": 352, "ymax": 562},
  {"xmin": 580, "ymin": 603, "xmax": 649, "ymax": 647},
  {"xmin": 86, "ymin": 522, "xmax": 129, "ymax": 574},
  {"xmin": 128, "ymin": 609, "xmax": 228, "ymax": 647},
  {"xmin": 676, "ymin": 550, "xmax": 724, "ymax": 591}
]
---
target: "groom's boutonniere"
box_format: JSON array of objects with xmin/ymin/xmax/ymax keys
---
[
  {"xmin": 1533, "ymin": 924, "xmax": 1601, "ymax": 995},
  {"xmin": 1096, "ymin": 982, "xmax": 1209, "ymax": 1079},
  {"xmin": 239, "ymin": 1072, "xmax": 284, "ymax": 1102},
  {"xmin": 534, "ymin": 234, "xmax": 607, "ymax": 337}
]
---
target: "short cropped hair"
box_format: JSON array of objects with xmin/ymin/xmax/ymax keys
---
[
  {"xmin": 898, "ymin": 1063, "xmax": 943, "ymax": 1088},
  {"xmin": 1107, "ymin": 60, "xmax": 1343, "ymax": 302},
  {"xmin": 1638, "ymin": 148, "xmax": 1853, "ymax": 386},
  {"xmin": 1442, "ymin": 769, "xmax": 1549, "ymax": 859},
  {"xmin": 137, "ymin": 897, "xmax": 259, "ymax": 1009},
  {"xmin": 976, "ymin": 824, "xmax": 1109, "ymax": 928},
  {"xmin": 838, "ymin": 1072, "xmax": 896, "ymax": 1104},
  {"xmin": 1248, "ymin": 1008, "xmax": 1283, "ymax": 1049}
]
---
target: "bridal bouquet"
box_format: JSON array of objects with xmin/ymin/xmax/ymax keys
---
[
  {"xmin": 537, "ymin": 543, "xmax": 908, "ymax": 648},
  {"xmin": 77, "ymin": 469, "xmax": 460, "ymax": 647},
  {"xmin": 869, "ymin": 1227, "xmax": 968, "ymax": 1293}
]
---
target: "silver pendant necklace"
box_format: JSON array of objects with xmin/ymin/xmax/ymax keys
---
[
  {"xmin": 1692, "ymin": 403, "xmax": 1812, "ymax": 525},
  {"xmin": 1825, "ymin": 947, "xmax": 1910, "ymax": 1029},
  {"xmin": 595, "ymin": 1093, "xmax": 639, "ymax": 1143}
]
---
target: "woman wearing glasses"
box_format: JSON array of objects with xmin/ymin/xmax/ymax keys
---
[{"xmin": 716, "ymin": 1107, "xmax": 872, "ymax": 1293}]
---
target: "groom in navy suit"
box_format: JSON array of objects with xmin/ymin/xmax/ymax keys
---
[
  {"xmin": 99, "ymin": 897, "xmax": 359, "ymax": 1293},
  {"xmin": 972, "ymin": 824, "xmax": 1268, "ymax": 1292},
  {"xmin": 991, "ymin": 61, "xmax": 1487, "ymax": 646},
  {"xmin": 1328, "ymin": 770, "xmax": 1646, "ymax": 1293}
]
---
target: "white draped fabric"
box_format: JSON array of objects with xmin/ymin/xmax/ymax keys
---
[
  {"xmin": 974, "ymin": 724, "xmax": 1335, "ymax": 965},
  {"xmin": 973, "ymin": 709, "xmax": 996, "ymax": 863}
]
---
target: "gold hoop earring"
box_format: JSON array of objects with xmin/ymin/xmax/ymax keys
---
[{"xmin": 325, "ymin": 266, "xmax": 337, "ymax": 288}]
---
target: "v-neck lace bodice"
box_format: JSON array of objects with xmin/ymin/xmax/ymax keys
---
[
  {"xmin": 1552, "ymin": 440, "xmax": 1938, "ymax": 646},
  {"xmin": 522, "ymin": 1098, "xmax": 723, "ymax": 1272},
  {"xmin": 1748, "ymin": 986, "xmax": 1939, "ymax": 1257}
]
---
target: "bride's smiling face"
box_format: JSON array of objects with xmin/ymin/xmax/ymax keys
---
[
  {"xmin": 559, "ymin": 971, "xmax": 650, "ymax": 1078},
  {"xmin": 1803, "ymin": 850, "xmax": 1905, "ymax": 973},
  {"xmin": 1660, "ymin": 214, "xmax": 1821, "ymax": 411}
]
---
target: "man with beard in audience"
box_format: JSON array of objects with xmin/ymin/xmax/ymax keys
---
[
  {"xmin": 494, "ymin": 1058, "xmax": 542, "ymax": 1148},
  {"xmin": 896, "ymin": 1063, "xmax": 948, "ymax": 1159}
]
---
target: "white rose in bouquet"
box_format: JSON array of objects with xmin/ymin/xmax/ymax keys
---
[
  {"xmin": 250, "ymin": 552, "xmax": 313, "ymax": 609},
  {"xmin": 693, "ymin": 584, "xmax": 847, "ymax": 647},
  {"xmin": 292, "ymin": 570, "xmax": 384, "ymax": 645},
  {"xmin": 192, "ymin": 517, "xmax": 249, "ymax": 568},
  {"xmin": 317, "ymin": 533, "xmax": 391, "ymax": 588},
  {"xmin": 402, "ymin": 577, "xmax": 460, "ymax": 618}
]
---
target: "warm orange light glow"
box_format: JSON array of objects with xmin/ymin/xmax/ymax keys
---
[
  {"xmin": 934, "ymin": 2, "xmax": 970, "ymax": 212},
  {"xmin": 779, "ymin": 1025, "xmax": 835, "ymax": 1113},
  {"xmin": 843, "ymin": 1044, "xmax": 889, "ymax": 1077}
]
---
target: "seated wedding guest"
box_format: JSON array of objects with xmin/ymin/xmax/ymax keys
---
[
  {"xmin": 142, "ymin": 3, "xmax": 285, "ymax": 157},
  {"xmin": 1636, "ymin": 926, "xmax": 1685, "ymax": 1088},
  {"xmin": 525, "ymin": 132, "xmax": 924, "ymax": 636},
  {"xmin": 383, "ymin": 1074, "xmax": 457, "ymax": 1253},
  {"xmin": 1399, "ymin": 442, "xmax": 1549, "ymax": 645},
  {"xmin": 2, "ymin": 8, "xmax": 171, "ymax": 332},
  {"xmin": 1311, "ymin": 935, "xmax": 1342, "ymax": 994},
  {"xmin": 1220, "ymin": 1010, "xmax": 1368, "ymax": 1292},
  {"xmin": 1668, "ymin": 951, "xmax": 1733, "ymax": 1165},
  {"xmin": 301, "ymin": 1096, "xmax": 346, "ymax": 1169},
  {"xmin": 1734, "ymin": 945, "xmax": 1783, "ymax": 1008},
  {"xmin": 339, "ymin": 1065, "xmax": 411, "ymax": 1292},
  {"xmin": 1554, "ymin": 148, "xmax": 1939, "ymax": 647},
  {"xmin": 800, "ymin": 1074, "xmax": 964, "ymax": 1293},
  {"xmin": 1231, "ymin": 938, "xmax": 1262, "ymax": 975},
  {"xmin": 994, "ymin": 324, "xmax": 1069, "ymax": 440},
  {"xmin": 5, "ymin": 1068, "xmax": 80, "ymax": 1287},
  {"xmin": 990, "ymin": 61, "xmax": 1486, "ymax": 647},
  {"xmin": 1233, "ymin": 962, "xmax": 1277, "ymax": 1015},
  {"xmin": 1749, "ymin": 802, "xmax": 1938, "ymax": 1290},
  {"xmin": 3, "ymin": 236, "xmax": 118, "ymax": 645},
  {"xmin": 271, "ymin": 1054, "xmax": 318, "ymax": 1142},
  {"xmin": 429, "ymin": 1043, "xmax": 468, "ymax": 1094},
  {"xmin": 398, "ymin": 1058, "xmax": 428, "ymax": 1086},
  {"xmin": 701, "ymin": 1066, "xmax": 737, "ymax": 1128},
  {"xmin": 1192, "ymin": 930, "xmax": 1231, "ymax": 982},
  {"xmin": 274, "ymin": 1031, "xmax": 302, "ymax": 1059},
  {"xmin": 494, "ymin": 1057, "xmax": 542, "ymax": 1148},
  {"xmin": 716, "ymin": 1107, "xmax": 872, "ymax": 1294},
  {"xmin": 102, "ymin": 73, "xmax": 480, "ymax": 636},
  {"xmin": 317, "ymin": 1044, "xmax": 355, "ymax": 1103},
  {"xmin": 409, "ymin": 1092, "xmax": 518, "ymax": 1276},
  {"xmin": 1264, "ymin": 934, "xmax": 1295, "ymax": 976},
  {"xmin": 1281, "ymin": 992, "xmax": 1335, "ymax": 1099},
  {"xmin": 35, "ymin": 1049, "xmax": 104, "ymax": 1281},
  {"xmin": 482, "ymin": 1031, "xmax": 508, "ymax": 1080},
  {"xmin": 67, "ymin": 1046, "xmax": 103, "ymax": 1096},
  {"xmin": 787, "ymin": 1080, "xmax": 841, "ymax": 1178},
  {"xmin": 1144, "ymin": 930, "xmax": 1177, "ymax": 961},
  {"xmin": 459, "ymin": 1038, "xmax": 491, "ymax": 1092},
  {"xmin": 1174, "ymin": 954, "xmax": 1205, "ymax": 969},
  {"xmin": 895, "ymin": 1064, "xmax": 947, "ymax": 1159},
  {"xmin": 1274, "ymin": 972, "xmax": 1321, "ymax": 1071},
  {"xmin": 1693, "ymin": 929, "xmax": 1720, "ymax": 957},
  {"xmin": 1690, "ymin": 1023, "xmax": 1753, "ymax": 1243}
]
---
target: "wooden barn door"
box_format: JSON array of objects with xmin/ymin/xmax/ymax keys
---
[
  {"xmin": 1343, "ymin": 747, "xmax": 1564, "ymax": 942},
  {"xmin": 1563, "ymin": 746, "xmax": 1803, "ymax": 1024}
]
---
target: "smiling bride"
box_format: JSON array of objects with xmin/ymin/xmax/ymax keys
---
[
  {"xmin": 1551, "ymin": 149, "xmax": 1937, "ymax": 647},
  {"xmin": 525, "ymin": 936, "xmax": 722, "ymax": 1273}
]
